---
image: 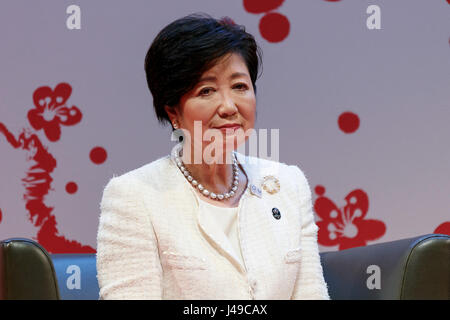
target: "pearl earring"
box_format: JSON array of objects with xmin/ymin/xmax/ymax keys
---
[{"xmin": 173, "ymin": 121, "xmax": 179, "ymax": 129}]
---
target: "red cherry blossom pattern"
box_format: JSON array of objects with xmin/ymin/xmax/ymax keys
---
[
  {"xmin": 0, "ymin": 83, "xmax": 95, "ymax": 253},
  {"xmin": 314, "ymin": 185, "xmax": 386, "ymax": 250},
  {"xmin": 27, "ymin": 83, "xmax": 82, "ymax": 142}
]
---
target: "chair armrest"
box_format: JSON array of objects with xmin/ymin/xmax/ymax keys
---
[{"xmin": 319, "ymin": 234, "xmax": 450, "ymax": 300}]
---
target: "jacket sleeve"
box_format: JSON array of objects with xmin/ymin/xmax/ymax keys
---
[
  {"xmin": 290, "ymin": 166, "xmax": 330, "ymax": 300},
  {"xmin": 96, "ymin": 176, "xmax": 163, "ymax": 299}
]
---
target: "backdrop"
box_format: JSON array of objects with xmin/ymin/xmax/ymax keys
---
[{"xmin": 1, "ymin": 0, "xmax": 449, "ymax": 253}]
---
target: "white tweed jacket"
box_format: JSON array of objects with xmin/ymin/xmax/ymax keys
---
[{"xmin": 96, "ymin": 152, "xmax": 330, "ymax": 300}]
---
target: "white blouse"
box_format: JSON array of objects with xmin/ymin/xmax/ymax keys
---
[{"xmin": 197, "ymin": 198, "xmax": 245, "ymax": 268}]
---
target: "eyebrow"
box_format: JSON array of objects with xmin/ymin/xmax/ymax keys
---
[{"xmin": 198, "ymin": 72, "xmax": 249, "ymax": 83}]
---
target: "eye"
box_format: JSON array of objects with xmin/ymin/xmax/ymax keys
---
[
  {"xmin": 233, "ymin": 83, "xmax": 249, "ymax": 91},
  {"xmin": 199, "ymin": 87, "xmax": 215, "ymax": 96}
]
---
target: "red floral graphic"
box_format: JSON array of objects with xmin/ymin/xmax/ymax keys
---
[
  {"xmin": 27, "ymin": 82, "xmax": 82, "ymax": 142},
  {"xmin": 314, "ymin": 185, "xmax": 386, "ymax": 250},
  {"xmin": 0, "ymin": 83, "xmax": 95, "ymax": 254}
]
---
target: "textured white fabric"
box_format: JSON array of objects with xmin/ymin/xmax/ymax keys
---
[
  {"xmin": 96, "ymin": 152, "xmax": 330, "ymax": 300},
  {"xmin": 197, "ymin": 198, "xmax": 244, "ymax": 268}
]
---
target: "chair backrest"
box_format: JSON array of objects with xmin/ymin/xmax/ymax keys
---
[
  {"xmin": 50, "ymin": 253, "xmax": 99, "ymax": 300},
  {"xmin": 0, "ymin": 238, "xmax": 60, "ymax": 300},
  {"xmin": 319, "ymin": 233, "xmax": 450, "ymax": 300},
  {"xmin": 0, "ymin": 238, "xmax": 99, "ymax": 300}
]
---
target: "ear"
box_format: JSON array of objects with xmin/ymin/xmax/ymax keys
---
[{"xmin": 164, "ymin": 105, "xmax": 179, "ymax": 126}]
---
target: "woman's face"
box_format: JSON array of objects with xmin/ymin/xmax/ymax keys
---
[{"xmin": 167, "ymin": 52, "xmax": 256, "ymax": 163}]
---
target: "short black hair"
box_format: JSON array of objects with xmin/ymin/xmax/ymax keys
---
[{"xmin": 144, "ymin": 13, "xmax": 262, "ymax": 126}]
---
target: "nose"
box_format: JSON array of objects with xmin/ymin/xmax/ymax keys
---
[{"xmin": 217, "ymin": 93, "xmax": 238, "ymax": 118}]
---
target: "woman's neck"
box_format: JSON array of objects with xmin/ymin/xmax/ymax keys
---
[{"xmin": 181, "ymin": 150, "xmax": 235, "ymax": 194}]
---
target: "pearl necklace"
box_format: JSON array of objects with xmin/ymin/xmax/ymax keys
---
[{"xmin": 175, "ymin": 153, "xmax": 239, "ymax": 201}]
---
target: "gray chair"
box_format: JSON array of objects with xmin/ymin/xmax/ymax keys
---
[
  {"xmin": 320, "ymin": 233, "xmax": 450, "ymax": 299},
  {"xmin": 1, "ymin": 234, "xmax": 449, "ymax": 299}
]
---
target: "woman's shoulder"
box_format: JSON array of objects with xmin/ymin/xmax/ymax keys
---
[
  {"xmin": 237, "ymin": 153, "xmax": 307, "ymax": 180},
  {"xmin": 236, "ymin": 153, "xmax": 310, "ymax": 193},
  {"xmin": 103, "ymin": 155, "xmax": 173, "ymax": 192}
]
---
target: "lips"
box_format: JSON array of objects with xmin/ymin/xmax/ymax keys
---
[{"xmin": 213, "ymin": 124, "xmax": 242, "ymax": 134}]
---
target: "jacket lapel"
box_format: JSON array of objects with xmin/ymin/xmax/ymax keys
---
[
  {"xmin": 170, "ymin": 150, "xmax": 282, "ymax": 276},
  {"xmin": 168, "ymin": 148, "xmax": 248, "ymax": 273},
  {"xmin": 195, "ymin": 152, "xmax": 273, "ymax": 275}
]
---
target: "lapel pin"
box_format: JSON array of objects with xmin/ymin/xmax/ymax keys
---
[
  {"xmin": 272, "ymin": 207, "xmax": 281, "ymax": 219},
  {"xmin": 262, "ymin": 175, "xmax": 280, "ymax": 195},
  {"xmin": 249, "ymin": 184, "xmax": 262, "ymax": 198}
]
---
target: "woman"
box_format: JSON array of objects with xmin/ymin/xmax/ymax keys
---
[{"xmin": 96, "ymin": 13, "xmax": 329, "ymax": 300}]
